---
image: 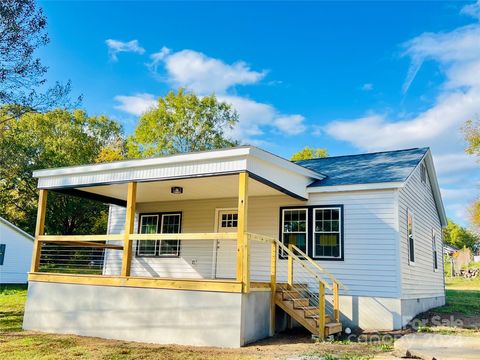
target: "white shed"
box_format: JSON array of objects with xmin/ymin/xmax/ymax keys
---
[{"xmin": 0, "ymin": 216, "xmax": 34, "ymax": 284}]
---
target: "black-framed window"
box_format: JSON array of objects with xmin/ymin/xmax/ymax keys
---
[
  {"xmin": 432, "ymin": 229, "xmax": 438, "ymax": 271},
  {"xmin": 0, "ymin": 244, "xmax": 5, "ymax": 265},
  {"xmin": 313, "ymin": 207, "xmax": 341, "ymax": 259},
  {"xmin": 281, "ymin": 208, "xmax": 308, "ymax": 256},
  {"xmin": 221, "ymin": 213, "xmax": 238, "ymax": 228},
  {"xmin": 136, "ymin": 212, "xmax": 182, "ymax": 257},
  {"xmin": 280, "ymin": 205, "xmax": 344, "ymax": 260},
  {"xmin": 407, "ymin": 209, "xmax": 415, "ymax": 264}
]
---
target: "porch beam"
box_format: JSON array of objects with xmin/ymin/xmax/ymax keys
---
[
  {"xmin": 121, "ymin": 182, "xmax": 137, "ymax": 277},
  {"xmin": 30, "ymin": 189, "xmax": 48, "ymax": 272},
  {"xmin": 236, "ymin": 172, "xmax": 249, "ymax": 292}
]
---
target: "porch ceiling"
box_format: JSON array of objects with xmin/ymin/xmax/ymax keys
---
[{"xmin": 74, "ymin": 174, "xmax": 282, "ymax": 203}]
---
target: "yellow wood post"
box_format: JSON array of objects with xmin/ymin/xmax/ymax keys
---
[
  {"xmin": 287, "ymin": 243, "xmax": 293, "ymax": 288},
  {"xmin": 333, "ymin": 281, "xmax": 340, "ymax": 322},
  {"xmin": 121, "ymin": 182, "xmax": 137, "ymax": 277},
  {"xmin": 318, "ymin": 281, "xmax": 326, "ymax": 340},
  {"xmin": 270, "ymin": 240, "xmax": 277, "ymax": 336},
  {"xmin": 236, "ymin": 172, "xmax": 249, "ymax": 292},
  {"xmin": 30, "ymin": 189, "xmax": 48, "ymax": 273}
]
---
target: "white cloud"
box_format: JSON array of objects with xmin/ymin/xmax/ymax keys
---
[
  {"xmin": 151, "ymin": 49, "xmax": 266, "ymax": 94},
  {"xmin": 126, "ymin": 47, "xmax": 305, "ymax": 139},
  {"xmin": 106, "ymin": 39, "xmax": 145, "ymax": 61},
  {"xmin": 461, "ymin": 0, "xmax": 480, "ymax": 20},
  {"xmin": 324, "ymin": 3, "xmax": 480, "ymax": 225},
  {"xmin": 361, "ymin": 83, "xmax": 374, "ymax": 91},
  {"xmin": 218, "ymin": 95, "xmax": 306, "ymax": 140},
  {"xmin": 114, "ymin": 93, "xmax": 156, "ymax": 116}
]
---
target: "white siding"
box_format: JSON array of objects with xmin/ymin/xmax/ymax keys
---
[
  {"xmin": 105, "ymin": 190, "xmax": 400, "ymax": 298},
  {"xmin": 398, "ymin": 162, "xmax": 444, "ymax": 299},
  {"xmin": 0, "ymin": 220, "xmax": 34, "ymax": 284}
]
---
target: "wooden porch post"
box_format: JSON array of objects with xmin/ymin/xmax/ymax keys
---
[
  {"xmin": 270, "ymin": 241, "xmax": 277, "ymax": 336},
  {"xmin": 121, "ymin": 182, "xmax": 137, "ymax": 277},
  {"xmin": 236, "ymin": 172, "xmax": 249, "ymax": 292},
  {"xmin": 30, "ymin": 189, "xmax": 48, "ymax": 273},
  {"xmin": 333, "ymin": 281, "xmax": 340, "ymax": 322},
  {"xmin": 318, "ymin": 281, "xmax": 326, "ymax": 340}
]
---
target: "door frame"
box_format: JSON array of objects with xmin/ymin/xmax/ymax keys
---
[{"xmin": 212, "ymin": 208, "xmax": 238, "ymax": 278}]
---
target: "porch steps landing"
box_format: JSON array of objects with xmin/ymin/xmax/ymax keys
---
[{"xmin": 275, "ymin": 284, "xmax": 342, "ymax": 337}]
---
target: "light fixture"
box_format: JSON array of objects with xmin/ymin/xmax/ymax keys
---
[{"xmin": 171, "ymin": 186, "xmax": 183, "ymax": 194}]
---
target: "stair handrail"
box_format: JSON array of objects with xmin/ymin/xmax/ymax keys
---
[
  {"xmin": 291, "ymin": 244, "xmax": 346, "ymax": 290},
  {"xmin": 247, "ymin": 232, "xmax": 331, "ymax": 290}
]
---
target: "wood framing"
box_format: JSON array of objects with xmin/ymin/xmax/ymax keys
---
[
  {"xmin": 333, "ymin": 281, "xmax": 340, "ymax": 322},
  {"xmin": 270, "ymin": 241, "xmax": 277, "ymax": 336},
  {"xmin": 318, "ymin": 281, "xmax": 326, "ymax": 340},
  {"xmin": 130, "ymin": 232, "xmax": 237, "ymax": 241},
  {"xmin": 121, "ymin": 182, "xmax": 137, "ymax": 277},
  {"xmin": 39, "ymin": 235, "xmax": 124, "ymax": 242},
  {"xmin": 236, "ymin": 172, "xmax": 249, "ymax": 292},
  {"xmin": 287, "ymin": 243, "xmax": 293, "ymax": 287},
  {"xmin": 30, "ymin": 189, "xmax": 48, "ymax": 273},
  {"xmin": 28, "ymin": 272, "xmax": 243, "ymax": 293}
]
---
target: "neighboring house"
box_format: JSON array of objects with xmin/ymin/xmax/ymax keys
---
[
  {"xmin": 443, "ymin": 243, "xmax": 458, "ymax": 256},
  {"xmin": 23, "ymin": 146, "xmax": 446, "ymax": 348},
  {"xmin": 0, "ymin": 216, "xmax": 34, "ymax": 284}
]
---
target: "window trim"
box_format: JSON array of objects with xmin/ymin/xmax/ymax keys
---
[
  {"xmin": 407, "ymin": 208, "xmax": 415, "ymax": 265},
  {"xmin": 158, "ymin": 213, "xmax": 182, "ymax": 257},
  {"xmin": 420, "ymin": 163, "xmax": 427, "ymax": 185},
  {"xmin": 137, "ymin": 214, "xmax": 159, "ymax": 256},
  {"xmin": 280, "ymin": 207, "xmax": 309, "ymax": 258},
  {"xmin": 0, "ymin": 244, "xmax": 5, "ymax": 266},
  {"xmin": 432, "ymin": 228, "xmax": 438, "ymax": 272},
  {"xmin": 279, "ymin": 205, "xmax": 344, "ymax": 261},
  {"xmin": 312, "ymin": 206, "xmax": 343, "ymax": 260},
  {"xmin": 136, "ymin": 211, "xmax": 182, "ymax": 258}
]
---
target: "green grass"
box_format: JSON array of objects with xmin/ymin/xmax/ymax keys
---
[{"xmin": 0, "ymin": 285, "xmax": 27, "ymax": 332}]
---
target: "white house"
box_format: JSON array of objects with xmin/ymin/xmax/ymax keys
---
[
  {"xmin": 0, "ymin": 216, "xmax": 34, "ymax": 284},
  {"xmin": 23, "ymin": 146, "xmax": 446, "ymax": 347}
]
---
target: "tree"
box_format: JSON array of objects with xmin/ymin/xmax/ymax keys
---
[
  {"xmin": 470, "ymin": 200, "xmax": 480, "ymax": 230},
  {"xmin": 0, "ymin": 109, "xmax": 124, "ymax": 235},
  {"xmin": 0, "ymin": 0, "xmax": 76, "ymax": 126},
  {"xmin": 443, "ymin": 219, "xmax": 479, "ymax": 251},
  {"xmin": 127, "ymin": 89, "xmax": 239, "ymax": 158},
  {"xmin": 290, "ymin": 146, "xmax": 328, "ymax": 161},
  {"xmin": 464, "ymin": 119, "xmax": 480, "ymax": 230}
]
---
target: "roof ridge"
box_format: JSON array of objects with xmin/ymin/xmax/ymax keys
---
[{"xmin": 294, "ymin": 147, "xmax": 429, "ymax": 162}]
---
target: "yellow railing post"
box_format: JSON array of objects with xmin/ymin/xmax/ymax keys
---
[
  {"xmin": 30, "ymin": 189, "xmax": 48, "ymax": 273},
  {"xmin": 121, "ymin": 182, "xmax": 137, "ymax": 277},
  {"xmin": 287, "ymin": 243, "xmax": 294, "ymax": 288},
  {"xmin": 333, "ymin": 281, "xmax": 340, "ymax": 322},
  {"xmin": 236, "ymin": 172, "xmax": 249, "ymax": 292},
  {"xmin": 318, "ymin": 281, "xmax": 326, "ymax": 340},
  {"xmin": 270, "ymin": 240, "xmax": 277, "ymax": 336}
]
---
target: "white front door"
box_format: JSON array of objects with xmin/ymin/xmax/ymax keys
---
[{"xmin": 214, "ymin": 209, "xmax": 238, "ymax": 279}]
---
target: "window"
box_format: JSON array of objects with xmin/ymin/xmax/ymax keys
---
[
  {"xmin": 158, "ymin": 213, "xmax": 181, "ymax": 256},
  {"xmin": 137, "ymin": 215, "xmax": 159, "ymax": 256},
  {"xmin": 407, "ymin": 209, "xmax": 415, "ymax": 264},
  {"xmin": 420, "ymin": 163, "xmax": 427, "ymax": 184},
  {"xmin": 221, "ymin": 213, "xmax": 238, "ymax": 228},
  {"xmin": 281, "ymin": 209, "xmax": 307, "ymax": 255},
  {"xmin": 0, "ymin": 244, "xmax": 5, "ymax": 265},
  {"xmin": 432, "ymin": 229, "xmax": 438, "ymax": 271},
  {"xmin": 136, "ymin": 213, "xmax": 182, "ymax": 257},
  {"xmin": 313, "ymin": 208, "xmax": 341, "ymax": 259}
]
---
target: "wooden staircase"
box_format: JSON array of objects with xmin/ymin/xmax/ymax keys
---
[{"xmin": 275, "ymin": 284, "xmax": 342, "ymax": 337}]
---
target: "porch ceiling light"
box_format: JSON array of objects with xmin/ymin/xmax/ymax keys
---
[{"xmin": 171, "ymin": 186, "xmax": 183, "ymax": 194}]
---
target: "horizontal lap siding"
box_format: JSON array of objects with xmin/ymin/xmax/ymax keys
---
[
  {"xmin": 0, "ymin": 223, "xmax": 33, "ymax": 283},
  {"xmin": 398, "ymin": 163, "xmax": 444, "ymax": 299},
  {"xmin": 105, "ymin": 191, "xmax": 400, "ymax": 298},
  {"xmin": 306, "ymin": 191, "xmax": 399, "ymax": 297}
]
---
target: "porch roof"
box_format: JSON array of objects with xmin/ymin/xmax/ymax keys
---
[{"xmin": 33, "ymin": 146, "xmax": 324, "ymax": 203}]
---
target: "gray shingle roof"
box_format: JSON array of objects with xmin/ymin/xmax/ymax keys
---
[{"xmin": 295, "ymin": 148, "xmax": 429, "ymax": 187}]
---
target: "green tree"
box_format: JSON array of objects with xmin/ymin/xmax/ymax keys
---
[
  {"xmin": 127, "ymin": 89, "xmax": 239, "ymax": 158},
  {"xmin": 0, "ymin": 109, "xmax": 124, "ymax": 235},
  {"xmin": 290, "ymin": 146, "xmax": 328, "ymax": 161},
  {"xmin": 464, "ymin": 119, "xmax": 480, "ymax": 230},
  {"xmin": 443, "ymin": 219, "xmax": 479, "ymax": 251},
  {"xmin": 0, "ymin": 0, "xmax": 77, "ymax": 126}
]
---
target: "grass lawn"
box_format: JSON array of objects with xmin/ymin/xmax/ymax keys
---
[
  {"xmin": 0, "ymin": 285, "xmax": 388, "ymax": 360},
  {"xmin": 413, "ymin": 277, "xmax": 480, "ymax": 336}
]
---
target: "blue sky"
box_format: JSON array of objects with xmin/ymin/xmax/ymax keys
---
[{"xmin": 39, "ymin": 1, "xmax": 480, "ymax": 226}]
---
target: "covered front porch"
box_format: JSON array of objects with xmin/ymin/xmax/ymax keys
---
[{"xmin": 24, "ymin": 147, "xmax": 342, "ymax": 347}]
